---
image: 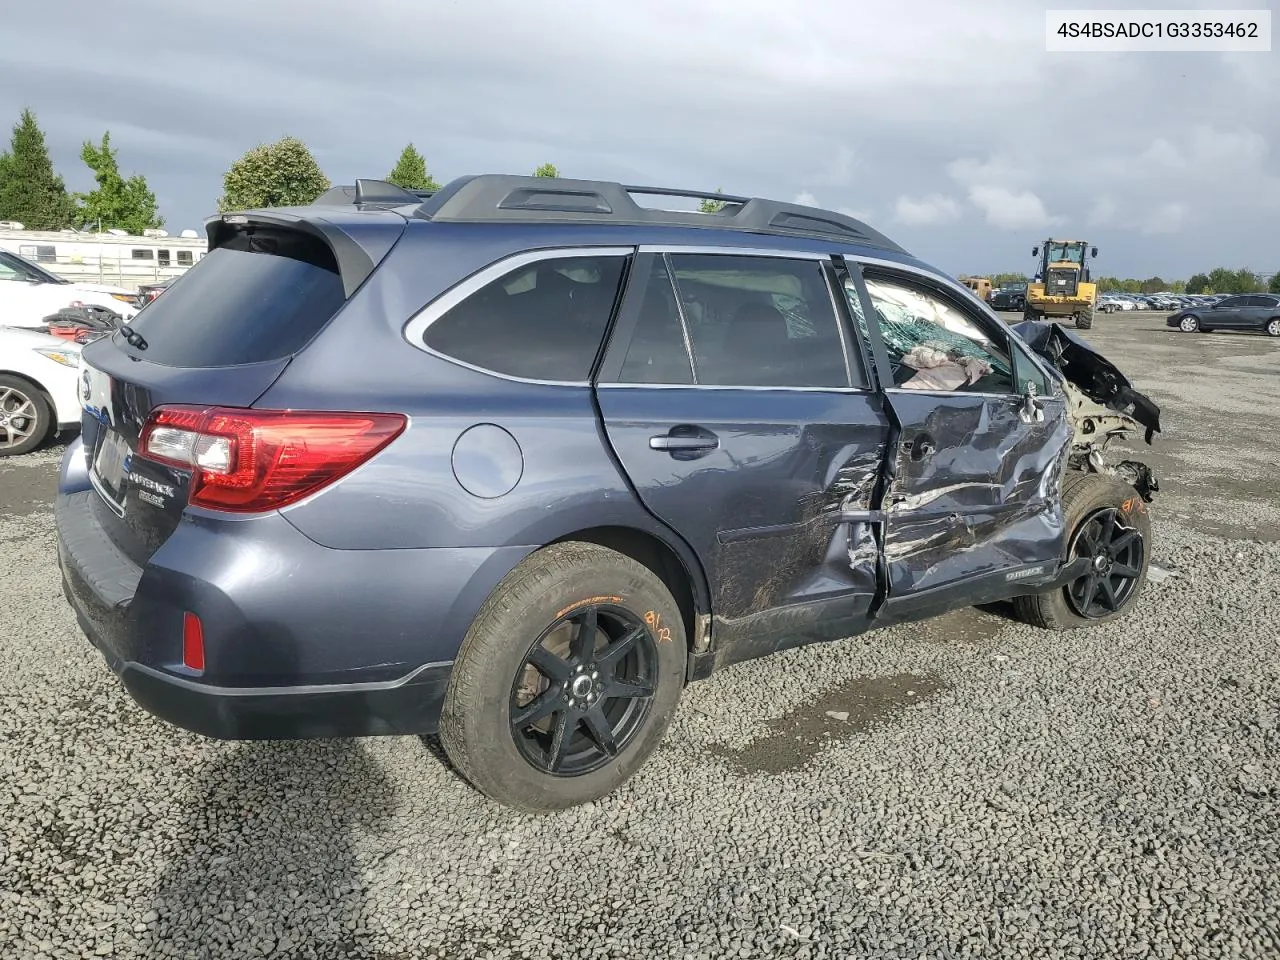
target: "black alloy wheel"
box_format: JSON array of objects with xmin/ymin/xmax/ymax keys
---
[
  {"xmin": 1065, "ymin": 507, "xmax": 1145, "ymax": 619},
  {"xmin": 509, "ymin": 603, "xmax": 657, "ymax": 776}
]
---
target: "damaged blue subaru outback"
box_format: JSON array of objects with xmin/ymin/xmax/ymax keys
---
[{"xmin": 56, "ymin": 175, "xmax": 1162, "ymax": 812}]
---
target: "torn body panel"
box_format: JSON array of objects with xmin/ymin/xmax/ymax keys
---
[
  {"xmin": 594, "ymin": 384, "xmax": 892, "ymax": 669},
  {"xmin": 1014, "ymin": 321, "xmax": 1161, "ymax": 501},
  {"xmin": 874, "ymin": 390, "xmax": 1073, "ymax": 605}
]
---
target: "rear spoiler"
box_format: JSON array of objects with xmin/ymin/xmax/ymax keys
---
[{"xmin": 205, "ymin": 206, "xmax": 407, "ymax": 299}]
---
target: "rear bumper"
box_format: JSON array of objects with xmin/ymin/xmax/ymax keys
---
[
  {"xmin": 57, "ymin": 532, "xmax": 454, "ymax": 739},
  {"xmin": 55, "ymin": 438, "xmax": 530, "ymax": 739}
]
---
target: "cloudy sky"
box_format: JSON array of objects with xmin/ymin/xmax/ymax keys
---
[{"xmin": 2, "ymin": 0, "xmax": 1276, "ymax": 279}]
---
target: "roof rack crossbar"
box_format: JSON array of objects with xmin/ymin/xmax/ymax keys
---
[{"xmin": 621, "ymin": 184, "xmax": 752, "ymax": 205}]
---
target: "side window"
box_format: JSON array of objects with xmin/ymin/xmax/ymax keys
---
[
  {"xmin": 840, "ymin": 275, "xmax": 875, "ymax": 349},
  {"xmin": 616, "ymin": 257, "xmax": 694, "ymax": 385},
  {"xmin": 0, "ymin": 253, "xmax": 36, "ymax": 282},
  {"xmin": 423, "ymin": 254, "xmax": 627, "ymax": 381},
  {"xmin": 861, "ymin": 273, "xmax": 1015, "ymax": 394},
  {"xmin": 1217, "ymin": 296, "xmax": 1244, "ymax": 308},
  {"xmin": 1012, "ymin": 341, "xmax": 1051, "ymax": 396},
  {"xmin": 666, "ymin": 253, "xmax": 852, "ymax": 388}
]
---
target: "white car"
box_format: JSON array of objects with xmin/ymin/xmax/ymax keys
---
[
  {"xmin": 0, "ymin": 249, "xmax": 139, "ymax": 330},
  {"xmin": 0, "ymin": 325, "xmax": 83, "ymax": 456}
]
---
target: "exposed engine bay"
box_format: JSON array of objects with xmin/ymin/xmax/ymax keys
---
[{"xmin": 1014, "ymin": 321, "xmax": 1162, "ymax": 502}]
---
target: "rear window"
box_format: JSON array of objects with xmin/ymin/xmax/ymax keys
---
[{"xmin": 123, "ymin": 228, "xmax": 346, "ymax": 367}]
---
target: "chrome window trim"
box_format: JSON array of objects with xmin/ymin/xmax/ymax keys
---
[
  {"xmin": 596, "ymin": 382, "xmax": 876, "ymax": 395},
  {"xmin": 884, "ymin": 387, "xmax": 1066, "ymax": 402},
  {"xmin": 401, "ymin": 245, "xmax": 635, "ymax": 385},
  {"xmin": 637, "ymin": 244, "xmax": 830, "ymax": 260}
]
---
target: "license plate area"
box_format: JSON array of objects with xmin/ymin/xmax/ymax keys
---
[
  {"xmin": 90, "ymin": 430, "xmax": 130, "ymax": 516},
  {"xmin": 82, "ymin": 362, "xmax": 130, "ymax": 516}
]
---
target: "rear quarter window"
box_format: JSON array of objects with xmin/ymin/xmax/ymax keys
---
[
  {"xmin": 123, "ymin": 228, "xmax": 346, "ymax": 367},
  {"xmin": 421, "ymin": 253, "xmax": 628, "ymax": 381}
]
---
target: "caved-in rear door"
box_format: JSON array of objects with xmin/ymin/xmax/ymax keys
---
[{"xmin": 594, "ymin": 251, "xmax": 892, "ymax": 659}]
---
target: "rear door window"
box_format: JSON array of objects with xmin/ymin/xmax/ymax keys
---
[
  {"xmin": 664, "ymin": 253, "xmax": 855, "ymax": 388},
  {"xmin": 422, "ymin": 253, "xmax": 628, "ymax": 382},
  {"xmin": 123, "ymin": 228, "xmax": 347, "ymax": 367}
]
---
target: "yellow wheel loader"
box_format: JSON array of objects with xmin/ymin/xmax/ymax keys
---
[{"xmin": 1024, "ymin": 240, "xmax": 1099, "ymax": 330}]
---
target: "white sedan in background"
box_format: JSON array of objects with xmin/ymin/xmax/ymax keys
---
[
  {"xmin": 0, "ymin": 248, "xmax": 139, "ymax": 329},
  {"xmin": 0, "ymin": 325, "xmax": 83, "ymax": 456}
]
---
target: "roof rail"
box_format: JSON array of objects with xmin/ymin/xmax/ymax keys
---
[{"xmin": 409, "ymin": 175, "xmax": 906, "ymax": 253}]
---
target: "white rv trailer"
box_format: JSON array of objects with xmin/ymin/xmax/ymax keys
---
[{"xmin": 0, "ymin": 222, "xmax": 208, "ymax": 292}]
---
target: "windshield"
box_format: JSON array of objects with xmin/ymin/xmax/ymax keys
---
[
  {"xmin": 1046, "ymin": 242, "xmax": 1085, "ymax": 264},
  {"xmin": 0, "ymin": 249, "xmax": 67, "ymax": 284}
]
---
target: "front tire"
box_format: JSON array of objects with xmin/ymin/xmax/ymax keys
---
[
  {"xmin": 1179, "ymin": 315, "xmax": 1200, "ymax": 333},
  {"xmin": 1012, "ymin": 472, "xmax": 1152, "ymax": 630},
  {"xmin": 0, "ymin": 375, "xmax": 52, "ymax": 457},
  {"xmin": 438, "ymin": 542, "xmax": 687, "ymax": 812}
]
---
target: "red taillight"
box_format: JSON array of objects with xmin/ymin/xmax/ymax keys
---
[
  {"xmin": 138, "ymin": 406, "xmax": 407, "ymax": 513},
  {"xmin": 182, "ymin": 612, "xmax": 205, "ymax": 671}
]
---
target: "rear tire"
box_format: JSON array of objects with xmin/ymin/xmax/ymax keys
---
[
  {"xmin": 1074, "ymin": 309, "xmax": 1094, "ymax": 330},
  {"xmin": 1266, "ymin": 318, "xmax": 1280, "ymax": 337},
  {"xmin": 438, "ymin": 541, "xmax": 687, "ymax": 812},
  {"xmin": 0, "ymin": 375, "xmax": 52, "ymax": 457},
  {"xmin": 1012, "ymin": 472, "xmax": 1152, "ymax": 630}
]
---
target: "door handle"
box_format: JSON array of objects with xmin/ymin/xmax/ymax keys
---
[
  {"xmin": 649, "ymin": 426, "xmax": 719, "ymax": 460},
  {"xmin": 649, "ymin": 436, "xmax": 718, "ymax": 451}
]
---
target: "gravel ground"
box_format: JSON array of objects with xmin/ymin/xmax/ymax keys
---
[{"xmin": 1, "ymin": 316, "xmax": 1278, "ymax": 959}]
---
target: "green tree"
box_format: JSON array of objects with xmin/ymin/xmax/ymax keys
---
[
  {"xmin": 386, "ymin": 143, "xmax": 440, "ymax": 191},
  {"xmin": 1185, "ymin": 274, "xmax": 1209, "ymax": 294},
  {"xmin": 74, "ymin": 132, "xmax": 163, "ymax": 234},
  {"xmin": 0, "ymin": 108, "xmax": 76, "ymax": 229},
  {"xmin": 699, "ymin": 187, "xmax": 726, "ymax": 213},
  {"xmin": 1233, "ymin": 268, "xmax": 1263, "ymax": 293},
  {"xmin": 1269, "ymin": 273, "xmax": 1280, "ymax": 295},
  {"xmin": 1138, "ymin": 276, "xmax": 1166, "ymax": 294},
  {"xmin": 218, "ymin": 136, "xmax": 330, "ymax": 212},
  {"xmin": 1201, "ymin": 266, "xmax": 1262, "ymax": 295},
  {"xmin": 533, "ymin": 162, "xmax": 559, "ymax": 178},
  {"xmin": 990, "ymin": 272, "xmax": 1029, "ymax": 287}
]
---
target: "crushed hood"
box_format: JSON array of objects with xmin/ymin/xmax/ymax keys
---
[{"xmin": 1013, "ymin": 321, "xmax": 1161, "ymax": 444}]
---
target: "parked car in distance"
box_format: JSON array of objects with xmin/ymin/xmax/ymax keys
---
[
  {"xmin": 136, "ymin": 277, "xmax": 176, "ymax": 304},
  {"xmin": 1168, "ymin": 294, "xmax": 1280, "ymax": 336},
  {"xmin": 56, "ymin": 175, "xmax": 1164, "ymax": 812},
  {"xmin": 0, "ymin": 249, "xmax": 140, "ymax": 329},
  {"xmin": 989, "ymin": 282, "xmax": 1027, "ymax": 312},
  {"xmin": 0, "ymin": 325, "xmax": 82, "ymax": 456}
]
